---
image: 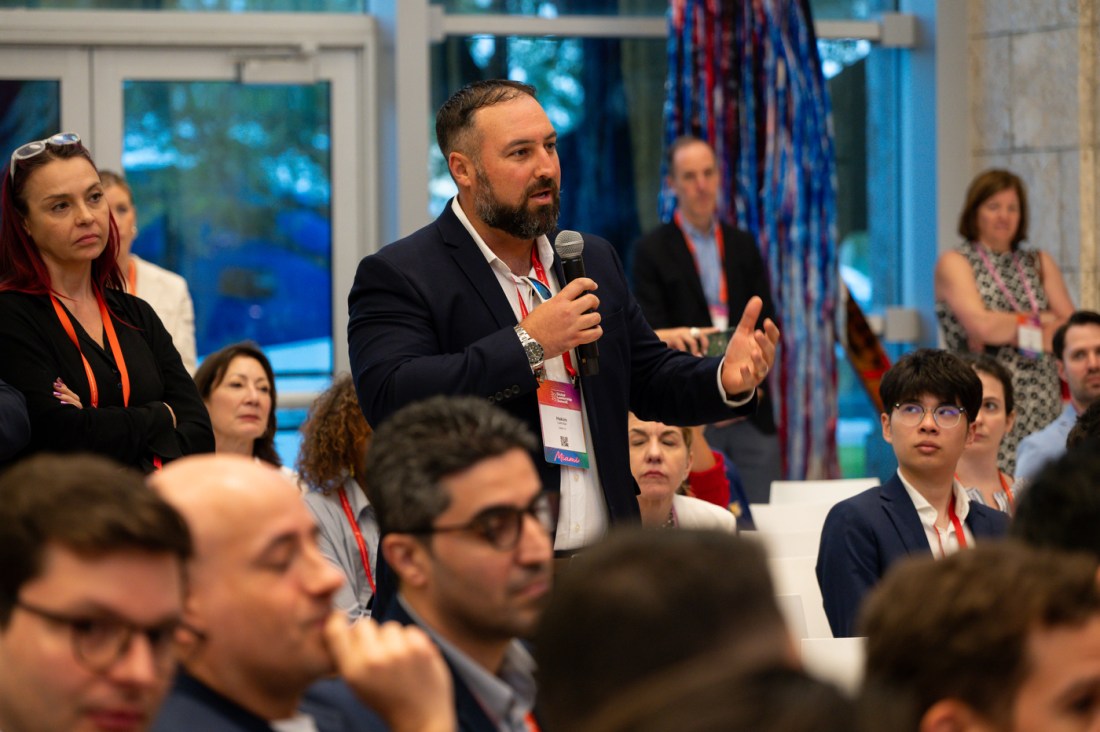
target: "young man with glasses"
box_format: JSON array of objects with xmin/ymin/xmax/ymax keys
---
[
  {"xmin": 816, "ymin": 348, "xmax": 1009, "ymax": 637},
  {"xmin": 365, "ymin": 395, "xmax": 554, "ymax": 732},
  {"xmin": 0, "ymin": 453, "xmax": 192, "ymax": 732}
]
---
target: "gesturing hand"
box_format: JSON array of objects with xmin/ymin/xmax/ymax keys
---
[
  {"xmin": 720, "ymin": 296, "xmax": 781, "ymax": 397},
  {"xmin": 519, "ymin": 277, "xmax": 602, "ymax": 360}
]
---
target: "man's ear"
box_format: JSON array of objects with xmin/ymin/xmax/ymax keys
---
[
  {"xmin": 919, "ymin": 698, "xmax": 995, "ymax": 732},
  {"xmin": 449, "ymin": 151, "xmax": 475, "ymax": 190},
  {"xmin": 382, "ymin": 534, "xmax": 431, "ymax": 589},
  {"xmin": 964, "ymin": 419, "xmax": 977, "ymax": 448},
  {"xmin": 881, "ymin": 412, "xmax": 893, "ymax": 445}
]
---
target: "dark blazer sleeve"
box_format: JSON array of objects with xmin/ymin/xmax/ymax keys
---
[
  {"xmin": 0, "ymin": 378, "xmax": 30, "ymax": 462},
  {"xmin": 0, "ymin": 292, "xmax": 212, "ymax": 469},
  {"xmin": 816, "ymin": 493, "xmax": 886, "ymax": 638}
]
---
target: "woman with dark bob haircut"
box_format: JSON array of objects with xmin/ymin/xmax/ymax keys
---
[
  {"xmin": 0, "ymin": 132, "xmax": 213, "ymax": 471},
  {"xmin": 193, "ymin": 340, "xmax": 281, "ymax": 467},
  {"xmin": 935, "ymin": 168, "xmax": 1074, "ymax": 474}
]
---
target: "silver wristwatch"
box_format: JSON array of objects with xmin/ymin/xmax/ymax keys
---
[{"xmin": 514, "ymin": 325, "xmax": 544, "ymax": 373}]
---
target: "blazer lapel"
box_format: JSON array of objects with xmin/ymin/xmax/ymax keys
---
[
  {"xmin": 880, "ymin": 475, "xmax": 932, "ymax": 555},
  {"xmin": 436, "ymin": 202, "xmax": 520, "ymax": 330},
  {"xmin": 669, "ymin": 223, "xmax": 711, "ymax": 322}
]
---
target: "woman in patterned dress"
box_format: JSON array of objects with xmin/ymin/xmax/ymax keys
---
[{"xmin": 935, "ymin": 169, "xmax": 1075, "ymax": 473}]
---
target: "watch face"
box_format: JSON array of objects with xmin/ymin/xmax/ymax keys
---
[{"xmin": 525, "ymin": 341, "xmax": 543, "ymax": 364}]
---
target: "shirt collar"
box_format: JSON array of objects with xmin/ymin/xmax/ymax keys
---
[
  {"xmin": 678, "ymin": 214, "xmax": 717, "ymax": 241},
  {"xmin": 897, "ymin": 469, "xmax": 971, "ymax": 526},
  {"xmin": 451, "ymin": 196, "xmax": 554, "ymax": 278}
]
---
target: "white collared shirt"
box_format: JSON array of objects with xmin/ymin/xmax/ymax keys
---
[{"xmin": 897, "ymin": 469, "xmax": 976, "ymax": 559}]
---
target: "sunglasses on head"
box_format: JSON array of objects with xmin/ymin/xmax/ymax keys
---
[{"xmin": 9, "ymin": 132, "xmax": 82, "ymax": 183}]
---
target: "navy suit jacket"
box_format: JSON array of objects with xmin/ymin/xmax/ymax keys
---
[
  {"xmin": 386, "ymin": 601, "xmax": 508, "ymax": 732},
  {"xmin": 631, "ymin": 221, "xmax": 777, "ymax": 434},
  {"xmin": 151, "ymin": 669, "xmax": 389, "ymax": 732},
  {"xmin": 815, "ymin": 474, "xmax": 1009, "ymax": 637},
  {"xmin": 350, "ymin": 204, "xmax": 758, "ymax": 615}
]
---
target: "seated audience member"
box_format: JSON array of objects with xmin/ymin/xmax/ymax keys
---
[
  {"xmin": 298, "ymin": 373, "xmax": 379, "ymax": 620},
  {"xmin": 1016, "ymin": 310, "xmax": 1100, "ymax": 482},
  {"xmin": 627, "ymin": 413, "xmax": 736, "ymax": 531},
  {"xmin": 1066, "ymin": 398, "xmax": 1100, "ymax": 451},
  {"xmin": 955, "ymin": 354, "xmax": 1017, "ymax": 512},
  {"xmin": 365, "ymin": 396, "xmax": 553, "ymax": 732},
  {"xmin": 816, "ymin": 349, "xmax": 1009, "ymax": 638},
  {"xmin": 535, "ymin": 529, "xmax": 795, "ymax": 732},
  {"xmin": 579, "ymin": 658, "xmax": 854, "ymax": 732},
  {"xmin": 0, "ymin": 453, "xmax": 192, "ymax": 732},
  {"xmin": 150, "ymin": 455, "xmax": 455, "ymax": 732},
  {"xmin": 0, "ymin": 378, "xmax": 30, "ymax": 464},
  {"xmin": 0, "ymin": 133, "xmax": 213, "ymax": 472},
  {"xmin": 193, "ymin": 341, "xmax": 282, "ymax": 467},
  {"xmin": 1012, "ymin": 449, "xmax": 1100, "ymax": 560},
  {"xmin": 99, "ymin": 170, "xmax": 197, "ymax": 374},
  {"xmin": 859, "ymin": 543, "xmax": 1100, "ymax": 732}
]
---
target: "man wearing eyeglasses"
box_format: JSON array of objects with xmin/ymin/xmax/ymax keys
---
[
  {"xmin": 149, "ymin": 455, "xmax": 455, "ymax": 732},
  {"xmin": 0, "ymin": 453, "xmax": 192, "ymax": 732},
  {"xmin": 364, "ymin": 396, "xmax": 553, "ymax": 732},
  {"xmin": 816, "ymin": 348, "xmax": 1009, "ymax": 637}
]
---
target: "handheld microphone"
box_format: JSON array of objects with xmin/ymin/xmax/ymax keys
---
[{"xmin": 554, "ymin": 230, "xmax": 600, "ymax": 377}]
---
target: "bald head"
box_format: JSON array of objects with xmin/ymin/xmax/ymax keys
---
[{"xmin": 148, "ymin": 455, "xmax": 344, "ymax": 719}]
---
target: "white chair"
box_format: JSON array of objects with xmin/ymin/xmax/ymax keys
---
[
  {"xmin": 801, "ymin": 637, "xmax": 866, "ymax": 695},
  {"xmin": 769, "ymin": 478, "xmax": 878, "ymax": 505},
  {"xmin": 775, "ymin": 593, "xmax": 809, "ymax": 640},
  {"xmin": 768, "ymin": 555, "xmax": 832, "ymax": 638},
  {"xmin": 743, "ymin": 529, "xmax": 821, "ymax": 559},
  {"xmin": 750, "ymin": 502, "xmax": 835, "ymax": 534}
]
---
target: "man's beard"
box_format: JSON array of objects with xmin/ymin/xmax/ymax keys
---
[{"xmin": 474, "ymin": 166, "xmax": 560, "ymax": 240}]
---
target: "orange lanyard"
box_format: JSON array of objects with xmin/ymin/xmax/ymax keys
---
[
  {"xmin": 50, "ymin": 292, "xmax": 131, "ymax": 408},
  {"xmin": 998, "ymin": 472, "xmax": 1016, "ymax": 512},
  {"xmin": 338, "ymin": 486, "xmax": 376, "ymax": 594},
  {"xmin": 525, "ymin": 712, "xmax": 540, "ymax": 732},
  {"xmin": 127, "ymin": 259, "xmax": 137, "ymax": 294},
  {"xmin": 674, "ymin": 211, "xmax": 727, "ymax": 308},
  {"xmin": 517, "ymin": 247, "xmax": 576, "ymax": 379}
]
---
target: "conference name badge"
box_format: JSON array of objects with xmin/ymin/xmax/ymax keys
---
[
  {"xmin": 1017, "ymin": 315, "xmax": 1043, "ymax": 359},
  {"xmin": 537, "ymin": 379, "xmax": 590, "ymax": 469}
]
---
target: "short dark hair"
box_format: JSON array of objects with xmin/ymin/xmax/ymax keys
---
[
  {"xmin": 860, "ymin": 542, "xmax": 1100, "ymax": 729},
  {"xmin": 580, "ymin": 660, "xmax": 854, "ymax": 732},
  {"xmin": 1013, "ymin": 449, "xmax": 1100, "ymax": 559},
  {"xmin": 665, "ymin": 135, "xmax": 715, "ymax": 177},
  {"xmin": 957, "ymin": 169, "xmax": 1029, "ymax": 250},
  {"xmin": 435, "ymin": 79, "xmax": 537, "ymax": 162},
  {"xmin": 1052, "ymin": 310, "xmax": 1100, "ymax": 361},
  {"xmin": 879, "ymin": 348, "xmax": 982, "ymax": 423},
  {"xmin": 535, "ymin": 529, "xmax": 789, "ymax": 732},
  {"xmin": 193, "ymin": 341, "xmax": 281, "ymax": 467},
  {"xmin": 957, "ymin": 352, "xmax": 1015, "ymax": 414},
  {"xmin": 0, "ymin": 453, "xmax": 192, "ymax": 626},
  {"xmin": 364, "ymin": 395, "xmax": 539, "ymax": 535}
]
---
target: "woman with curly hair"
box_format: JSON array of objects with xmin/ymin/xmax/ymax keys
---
[{"xmin": 297, "ymin": 372, "xmax": 377, "ymax": 619}]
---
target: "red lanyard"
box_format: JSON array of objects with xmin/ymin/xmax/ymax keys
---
[
  {"xmin": 973, "ymin": 243, "xmax": 1039, "ymax": 317},
  {"xmin": 50, "ymin": 292, "xmax": 131, "ymax": 408},
  {"xmin": 526, "ymin": 712, "xmax": 540, "ymax": 732},
  {"xmin": 674, "ymin": 211, "xmax": 727, "ymax": 309},
  {"xmin": 934, "ymin": 493, "xmax": 968, "ymax": 558},
  {"xmin": 998, "ymin": 472, "xmax": 1016, "ymax": 512},
  {"xmin": 338, "ymin": 486, "xmax": 376, "ymax": 594},
  {"xmin": 516, "ymin": 246, "xmax": 576, "ymax": 379},
  {"xmin": 127, "ymin": 259, "xmax": 138, "ymax": 294}
]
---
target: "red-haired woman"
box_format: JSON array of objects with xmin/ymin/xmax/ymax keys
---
[{"xmin": 0, "ymin": 133, "xmax": 213, "ymax": 471}]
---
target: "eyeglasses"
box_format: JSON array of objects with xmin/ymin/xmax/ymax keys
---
[
  {"xmin": 9, "ymin": 132, "xmax": 82, "ymax": 182},
  {"xmin": 893, "ymin": 402, "xmax": 966, "ymax": 429},
  {"xmin": 14, "ymin": 599, "xmax": 180, "ymax": 674},
  {"xmin": 409, "ymin": 492, "xmax": 557, "ymax": 551}
]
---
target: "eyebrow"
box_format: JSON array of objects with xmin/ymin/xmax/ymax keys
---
[
  {"xmin": 41, "ymin": 181, "xmax": 101, "ymax": 203},
  {"xmin": 503, "ymin": 131, "xmax": 557, "ymax": 150}
]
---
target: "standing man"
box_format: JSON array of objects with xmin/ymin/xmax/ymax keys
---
[
  {"xmin": 0, "ymin": 453, "xmax": 192, "ymax": 732},
  {"xmin": 348, "ymin": 81, "xmax": 779, "ymax": 571},
  {"xmin": 632, "ymin": 135, "xmax": 780, "ymax": 504},
  {"xmin": 365, "ymin": 396, "xmax": 553, "ymax": 732},
  {"xmin": 1015, "ymin": 310, "xmax": 1100, "ymax": 482}
]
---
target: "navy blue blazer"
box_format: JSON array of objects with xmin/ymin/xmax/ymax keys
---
[
  {"xmin": 632, "ymin": 221, "xmax": 777, "ymax": 434},
  {"xmin": 387, "ymin": 601, "xmax": 508, "ymax": 732},
  {"xmin": 151, "ymin": 669, "xmax": 389, "ymax": 732},
  {"xmin": 815, "ymin": 474, "xmax": 1009, "ymax": 638},
  {"xmin": 348, "ymin": 203, "xmax": 754, "ymax": 520}
]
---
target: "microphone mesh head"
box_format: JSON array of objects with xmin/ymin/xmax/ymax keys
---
[{"xmin": 554, "ymin": 230, "xmax": 585, "ymax": 259}]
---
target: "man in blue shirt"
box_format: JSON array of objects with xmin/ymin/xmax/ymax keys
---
[{"xmin": 1016, "ymin": 310, "xmax": 1100, "ymax": 482}]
